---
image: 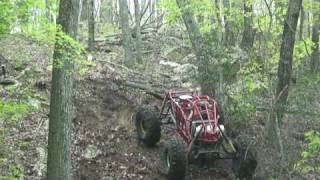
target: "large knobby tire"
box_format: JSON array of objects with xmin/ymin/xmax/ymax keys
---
[
  {"xmin": 232, "ymin": 140, "xmax": 257, "ymax": 179},
  {"xmin": 135, "ymin": 106, "xmax": 161, "ymax": 146},
  {"xmin": 163, "ymin": 138, "xmax": 187, "ymax": 180}
]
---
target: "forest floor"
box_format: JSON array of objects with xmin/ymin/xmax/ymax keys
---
[{"xmin": 0, "ymin": 36, "xmax": 234, "ymax": 179}]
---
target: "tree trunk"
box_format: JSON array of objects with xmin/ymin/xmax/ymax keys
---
[
  {"xmin": 223, "ymin": 0, "xmax": 235, "ymax": 46},
  {"xmin": 307, "ymin": 11, "xmax": 311, "ymax": 38},
  {"xmin": 266, "ymin": 0, "xmax": 302, "ymax": 144},
  {"xmin": 47, "ymin": 0, "xmax": 79, "ymax": 179},
  {"xmin": 240, "ymin": 0, "xmax": 255, "ymax": 51},
  {"xmin": 134, "ymin": 0, "xmax": 143, "ymax": 64},
  {"xmin": 78, "ymin": 0, "xmax": 83, "ymax": 25},
  {"xmin": 102, "ymin": 0, "xmax": 113, "ymax": 23},
  {"xmin": 299, "ymin": 5, "xmax": 305, "ymax": 40},
  {"xmin": 175, "ymin": 0, "xmax": 215, "ymax": 96},
  {"xmin": 88, "ymin": 0, "xmax": 95, "ymax": 51},
  {"xmin": 113, "ymin": 0, "xmax": 120, "ymax": 26},
  {"xmin": 175, "ymin": 0, "xmax": 204, "ymax": 64},
  {"xmin": 81, "ymin": 0, "xmax": 88, "ymax": 21},
  {"xmin": 120, "ymin": 0, "xmax": 134, "ymax": 66},
  {"xmin": 45, "ymin": 0, "xmax": 52, "ymax": 22},
  {"xmin": 95, "ymin": 0, "xmax": 101, "ymax": 22},
  {"xmin": 311, "ymin": 1, "xmax": 320, "ymax": 72},
  {"xmin": 214, "ymin": 0, "xmax": 222, "ymax": 26}
]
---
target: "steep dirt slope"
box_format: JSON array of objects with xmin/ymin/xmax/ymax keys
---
[
  {"xmin": 71, "ymin": 67, "xmax": 233, "ymax": 180},
  {"xmin": 0, "ymin": 36, "xmax": 232, "ymax": 180}
]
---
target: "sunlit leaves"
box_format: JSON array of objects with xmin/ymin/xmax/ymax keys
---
[
  {"xmin": 159, "ymin": 0, "xmax": 181, "ymax": 25},
  {"xmin": 0, "ymin": 0, "xmax": 15, "ymax": 35},
  {"xmin": 190, "ymin": 0, "xmax": 215, "ymax": 18},
  {"xmin": 53, "ymin": 28, "xmax": 95, "ymax": 76},
  {"xmin": 295, "ymin": 131, "xmax": 320, "ymax": 174},
  {"xmin": 0, "ymin": 100, "xmax": 31, "ymax": 123},
  {"xmin": 293, "ymin": 39, "xmax": 313, "ymax": 69}
]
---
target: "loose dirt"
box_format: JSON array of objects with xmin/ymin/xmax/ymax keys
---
[{"xmin": 0, "ymin": 36, "xmax": 233, "ymax": 180}]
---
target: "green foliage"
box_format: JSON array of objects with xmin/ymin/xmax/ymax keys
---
[
  {"xmin": 0, "ymin": 0, "xmax": 15, "ymax": 35},
  {"xmin": 0, "ymin": 165, "xmax": 24, "ymax": 180},
  {"xmin": 295, "ymin": 131, "xmax": 320, "ymax": 174},
  {"xmin": 293, "ymin": 39, "xmax": 312, "ymax": 69},
  {"xmin": 159, "ymin": 0, "xmax": 181, "ymax": 25},
  {"xmin": 19, "ymin": 142, "xmax": 29, "ymax": 151},
  {"xmin": 16, "ymin": 0, "xmax": 57, "ymax": 43},
  {"xmin": 54, "ymin": 29, "xmax": 84, "ymax": 67},
  {"xmin": 225, "ymin": 58, "xmax": 269, "ymax": 127},
  {"xmin": 96, "ymin": 23, "xmax": 120, "ymax": 39},
  {"xmin": 190, "ymin": 0, "xmax": 214, "ymax": 17},
  {"xmin": 53, "ymin": 28, "xmax": 95, "ymax": 75},
  {"xmin": 24, "ymin": 23, "xmax": 57, "ymax": 44},
  {"xmin": 0, "ymin": 100, "xmax": 32, "ymax": 123},
  {"xmin": 0, "ymin": 0, "xmax": 58, "ymax": 43},
  {"xmin": 289, "ymin": 73, "xmax": 320, "ymax": 114}
]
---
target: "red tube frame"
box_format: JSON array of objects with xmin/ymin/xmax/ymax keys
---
[{"xmin": 159, "ymin": 91, "xmax": 221, "ymax": 145}]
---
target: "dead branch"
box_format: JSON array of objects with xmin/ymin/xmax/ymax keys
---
[
  {"xmin": 140, "ymin": 0, "xmax": 151, "ymax": 20},
  {"xmin": 115, "ymin": 80, "xmax": 164, "ymax": 100},
  {"xmin": 0, "ymin": 79, "xmax": 16, "ymax": 85}
]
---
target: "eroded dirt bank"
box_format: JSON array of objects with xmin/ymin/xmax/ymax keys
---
[
  {"xmin": 0, "ymin": 36, "xmax": 233, "ymax": 180},
  {"xmin": 71, "ymin": 68, "xmax": 233, "ymax": 180}
]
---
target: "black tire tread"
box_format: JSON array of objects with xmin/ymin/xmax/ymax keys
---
[
  {"xmin": 164, "ymin": 138, "xmax": 187, "ymax": 180},
  {"xmin": 232, "ymin": 140, "xmax": 257, "ymax": 179},
  {"xmin": 135, "ymin": 106, "xmax": 161, "ymax": 146}
]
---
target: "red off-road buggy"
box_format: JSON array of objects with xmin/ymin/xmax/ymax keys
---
[{"xmin": 135, "ymin": 91, "xmax": 257, "ymax": 180}]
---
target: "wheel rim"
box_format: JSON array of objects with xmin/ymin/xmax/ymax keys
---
[
  {"xmin": 166, "ymin": 151, "xmax": 171, "ymax": 169},
  {"xmin": 140, "ymin": 119, "xmax": 146, "ymax": 135},
  {"xmin": 222, "ymin": 139, "xmax": 236, "ymax": 154}
]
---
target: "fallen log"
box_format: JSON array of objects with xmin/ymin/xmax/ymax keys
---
[
  {"xmin": 115, "ymin": 80, "xmax": 164, "ymax": 100},
  {"xmin": 0, "ymin": 79, "xmax": 16, "ymax": 85},
  {"xmin": 95, "ymin": 60, "xmax": 181, "ymax": 100}
]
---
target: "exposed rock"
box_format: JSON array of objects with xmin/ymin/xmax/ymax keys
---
[{"xmin": 82, "ymin": 145, "xmax": 101, "ymax": 159}]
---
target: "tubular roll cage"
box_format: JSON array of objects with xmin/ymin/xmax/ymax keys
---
[{"xmin": 158, "ymin": 91, "xmax": 221, "ymax": 144}]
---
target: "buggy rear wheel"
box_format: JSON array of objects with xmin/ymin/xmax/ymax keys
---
[
  {"xmin": 232, "ymin": 140, "xmax": 257, "ymax": 179},
  {"xmin": 135, "ymin": 106, "xmax": 161, "ymax": 146},
  {"xmin": 162, "ymin": 138, "xmax": 187, "ymax": 180}
]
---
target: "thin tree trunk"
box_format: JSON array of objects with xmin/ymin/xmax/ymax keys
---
[
  {"xmin": 78, "ymin": 0, "xmax": 83, "ymax": 25},
  {"xmin": 176, "ymin": 0, "xmax": 216, "ymax": 96},
  {"xmin": 45, "ymin": 0, "xmax": 51, "ymax": 22},
  {"xmin": 266, "ymin": 0, "xmax": 302, "ymax": 144},
  {"xmin": 311, "ymin": 3, "xmax": 320, "ymax": 72},
  {"xmin": 113, "ymin": 0, "xmax": 119, "ymax": 26},
  {"xmin": 95, "ymin": 0, "xmax": 101, "ymax": 22},
  {"xmin": 175, "ymin": 0, "xmax": 204, "ymax": 64},
  {"xmin": 223, "ymin": 0, "xmax": 234, "ymax": 46},
  {"xmin": 120, "ymin": 0, "xmax": 134, "ymax": 66},
  {"xmin": 214, "ymin": 0, "xmax": 222, "ymax": 26},
  {"xmin": 81, "ymin": 0, "xmax": 88, "ymax": 21},
  {"xmin": 240, "ymin": 0, "xmax": 255, "ymax": 51},
  {"xmin": 275, "ymin": 0, "xmax": 302, "ymax": 123},
  {"xmin": 299, "ymin": 5, "xmax": 305, "ymax": 40},
  {"xmin": 103, "ymin": 0, "xmax": 113, "ymax": 23},
  {"xmin": 88, "ymin": 0, "xmax": 95, "ymax": 51},
  {"xmin": 307, "ymin": 11, "xmax": 311, "ymax": 38},
  {"xmin": 47, "ymin": 0, "xmax": 79, "ymax": 179},
  {"xmin": 134, "ymin": 0, "xmax": 143, "ymax": 64}
]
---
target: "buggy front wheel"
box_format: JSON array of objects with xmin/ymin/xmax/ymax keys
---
[
  {"xmin": 232, "ymin": 140, "xmax": 257, "ymax": 179},
  {"xmin": 162, "ymin": 138, "xmax": 187, "ymax": 180}
]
